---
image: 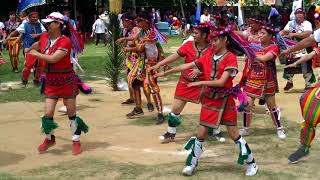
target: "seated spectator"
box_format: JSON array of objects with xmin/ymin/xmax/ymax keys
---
[{"xmin": 170, "ymin": 17, "xmax": 181, "ymax": 30}]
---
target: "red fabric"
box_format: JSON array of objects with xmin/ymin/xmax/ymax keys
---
[
  {"xmin": 196, "ymin": 52, "xmax": 238, "ymax": 127},
  {"xmin": 22, "ymin": 53, "xmax": 45, "ymax": 81},
  {"xmin": 174, "ymin": 81, "xmax": 204, "ymax": 103},
  {"xmin": 171, "ymin": 20, "xmax": 181, "ymax": 28},
  {"xmin": 244, "ymin": 44, "xmax": 279, "ymax": 98},
  {"xmin": 313, "ymin": 47, "xmax": 320, "ymax": 68},
  {"xmin": 174, "ymin": 41, "xmax": 213, "ymax": 102},
  {"xmin": 39, "ymin": 33, "xmax": 78, "ymax": 98}
]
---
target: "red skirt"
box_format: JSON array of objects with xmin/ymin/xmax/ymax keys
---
[
  {"xmin": 174, "ymin": 77, "xmax": 204, "ymax": 104},
  {"xmin": 200, "ymin": 93, "xmax": 237, "ymax": 128},
  {"xmin": 44, "ymin": 72, "xmax": 79, "ymax": 99},
  {"xmin": 244, "ymin": 79, "xmax": 276, "ymax": 98}
]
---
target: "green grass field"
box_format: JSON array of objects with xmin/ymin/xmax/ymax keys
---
[{"xmin": 0, "ymin": 37, "xmax": 184, "ymax": 102}]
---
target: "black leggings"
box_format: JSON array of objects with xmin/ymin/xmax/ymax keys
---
[{"xmin": 95, "ymin": 33, "xmax": 106, "ymax": 46}]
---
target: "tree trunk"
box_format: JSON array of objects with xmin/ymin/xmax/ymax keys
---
[{"xmin": 179, "ymin": 0, "xmax": 185, "ymax": 20}]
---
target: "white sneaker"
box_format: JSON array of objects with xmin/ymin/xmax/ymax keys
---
[
  {"xmin": 209, "ymin": 133, "xmax": 226, "ymax": 142},
  {"xmin": 277, "ymin": 129, "xmax": 286, "ymax": 139},
  {"xmin": 58, "ymin": 106, "xmax": 67, "ymax": 113},
  {"xmin": 239, "ymin": 128, "xmax": 250, "ymax": 136},
  {"xmin": 246, "ymin": 163, "xmax": 258, "ymax": 176},
  {"xmin": 182, "ymin": 165, "xmax": 196, "ymax": 176}
]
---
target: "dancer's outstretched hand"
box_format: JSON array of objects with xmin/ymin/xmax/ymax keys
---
[
  {"xmin": 187, "ymin": 81, "xmax": 203, "ymax": 87},
  {"xmin": 188, "ymin": 68, "xmax": 202, "ymax": 79},
  {"xmin": 280, "ymin": 49, "xmax": 290, "ymax": 57},
  {"xmin": 154, "ymin": 72, "xmax": 165, "ymax": 78},
  {"xmin": 148, "ymin": 64, "xmax": 160, "ymax": 72},
  {"xmin": 284, "ymin": 62, "xmax": 297, "ymax": 69}
]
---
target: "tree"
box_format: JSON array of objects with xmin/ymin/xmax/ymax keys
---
[{"xmin": 105, "ymin": 0, "xmax": 125, "ymax": 91}]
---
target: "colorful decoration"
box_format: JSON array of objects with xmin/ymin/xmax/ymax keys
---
[{"xmin": 17, "ymin": 0, "xmax": 46, "ymax": 14}]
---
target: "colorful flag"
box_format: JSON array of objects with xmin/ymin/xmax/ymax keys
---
[{"xmin": 17, "ymin": 0, "xmax": 46, "ymax": 14}]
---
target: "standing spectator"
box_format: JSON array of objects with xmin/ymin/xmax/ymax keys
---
[
  {"xmin": 4, "ymin": 12, "xmax": 21, "ymax": 72},
  {"xmin": 0, "ymin": 19, "xmax": 5, "ymax": 64},
  {"xmin": 200, "ymin": 8, "xmax": 210, "ymax": 23},
  {"xmin": 11, "ymin": 12, "xmax": 47, "ymax": 86},
  {"xmin": 151, "ymin": 8, "xmax": 160, "ymax": 23},
  {"xmin": 92, "ymin": 14, "xmax": 107, "ymax": 46},
  {"xmin": 268, "ymin": 5, "xmax": 279, "ymax": 27}
]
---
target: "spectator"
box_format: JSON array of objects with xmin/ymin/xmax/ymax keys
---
[
  {"xmin": 268, "ymin": 5, "xmax": 280, "ymax": 27},
  {"xmin": 171, "ymin": 17, "xmax": 181, "ymax": 30},
  {"xmin": 151, "ymin": 8, "xmax": 160, "ymax": 23},
  {"xmin": 200, "ymin": 8, "xmax": 210, "ymax": 23},
  {"xmin": 92, "ymin": 14, "xmax": 107, "ymax": 46}
]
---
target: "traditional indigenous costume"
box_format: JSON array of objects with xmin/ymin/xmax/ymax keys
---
[
  {"xmin": 239, "ymin": 18, "xmax": 262, "ymax": 87},
  {"xmin": 5, "ymin": 19, "xmax": 20, "ymax": 72},
  {"xmin": 143, "ymin": 28, "xmax": 164, "ymax": 121},
  {"xmin": 120, "ymin": 14, "xmax": 141, "ymax": 105},
  {"xmin": 126, "ymin": 15, "xmax": 162, "ymax": 119},
  {"xmin": 16, "ymin": 12, "xmax": 47, "ymax": 85},
  {"xmin": 238, "ymin": 26, "xmax": 285, "ymax": 138},
  {"xmin": 182, "ymin": 29, "xmax": 257, "ymax": 176},
  {"xmin": 288, "ymin": 27, "xmax": 320, "ymax": 162},
  {"xmin": 161, "ymin": 24, "xmax": 218, "ymax": 142},
  {"xmin": 37, "ymin": 12, "xmax": 88, "ymax": 155}
]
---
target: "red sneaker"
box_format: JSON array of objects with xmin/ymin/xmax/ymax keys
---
[
  {"xmin": 38, "ymin": 135, "xmax": 56, "ymax": 153},
  {"xmin": 72, "ymin": 141, "xmax": 82, "ymax": 155}
]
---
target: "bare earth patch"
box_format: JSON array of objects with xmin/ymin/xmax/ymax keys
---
[{"xmin": 1, "ymin": 60, "xmax": 320, "ymax": 179}]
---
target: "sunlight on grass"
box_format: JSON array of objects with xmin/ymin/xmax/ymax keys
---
[{"xmin": 0, "ymin": 87, "xmax": 43, "ymax": 103}]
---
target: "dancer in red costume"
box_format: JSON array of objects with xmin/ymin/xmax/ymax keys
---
[
  {"xmin": 239, "ymin": 25, "xmax": 286, "ymax": 139},
  {"xmin": 27, "ymin": 12, "xmax": 89, "ymax": 155},
  {"xmin": 150, "ymin": 23, "xmax": 225, "ymax": 142},
  {"xmin": 154, "ymin": 28, "xmax": 258, "ymax": 176}
]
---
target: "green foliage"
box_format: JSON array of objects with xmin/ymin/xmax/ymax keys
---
[{"xmin": 105, "ymin": 13, "xmax": 125, "ymax": 91}]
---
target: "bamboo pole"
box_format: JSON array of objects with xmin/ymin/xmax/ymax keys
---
[{"xmin": 109, "ymin": 0, "xmax": 122, "ymax": 14}]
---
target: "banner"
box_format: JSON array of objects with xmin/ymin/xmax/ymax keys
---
[{"xmin": 17, "ymin": 0, "xmax": 46, "ymax": 14}]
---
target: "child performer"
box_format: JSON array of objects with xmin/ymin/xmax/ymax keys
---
[
  {"xmin": 154, "ymin": 28, "xmax": 258, "ymax": 176},
  {"xmin": 150, "ymin": 23, "xmax": 225, "ymax": 142},
  {"xmin": 239, "ymin": 25, "xmax": 286, "ymax": 139}
]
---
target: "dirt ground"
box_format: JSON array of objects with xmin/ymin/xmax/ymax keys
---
[{"xmin": 0, "ymin": 60, "xmax": 313, "ymax": 176}]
